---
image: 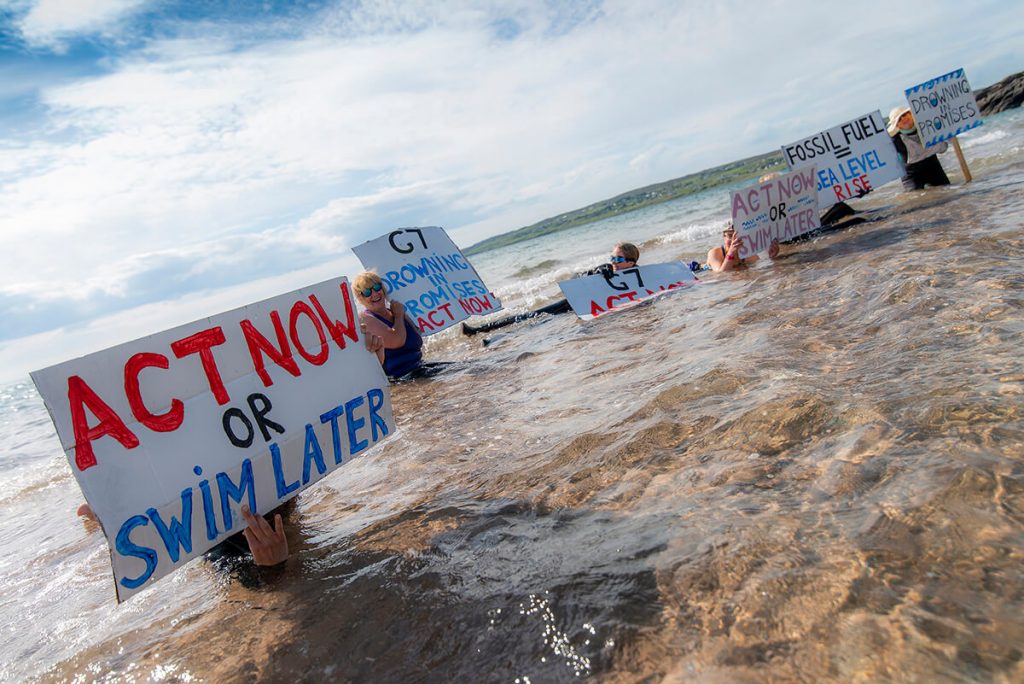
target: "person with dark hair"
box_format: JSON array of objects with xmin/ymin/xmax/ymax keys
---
[
  {"xmin": 461, "ymin": 242, "xmax": 640, "ymax": 335},
  {"xmin": 706, "ymin": 223, "xmax": 779, "ymax": 272},
  {"xmin": 888, "ymin": 105, "xmax": 950, "ymax": 190}
]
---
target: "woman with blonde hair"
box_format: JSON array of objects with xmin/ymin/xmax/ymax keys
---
[{"xmin": 354, "ymin": 271, "xmax": 449, "ymax": 381}]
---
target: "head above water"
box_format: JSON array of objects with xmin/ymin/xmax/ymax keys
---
[
  {"xmin": 887, "ymin": 105, "xmax": 913, "ymax": 136},
  {"xmin": 610, "ymin": 242, "xmax": 640, "ymax": 270},
  {"xmin": 353, "ymin": 271, "xmax": 386, "ymax": 304}
]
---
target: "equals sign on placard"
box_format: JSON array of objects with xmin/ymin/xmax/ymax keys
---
[{"xmin": 834, "ymin": 145, "xmax": 852, "ymax": 159}]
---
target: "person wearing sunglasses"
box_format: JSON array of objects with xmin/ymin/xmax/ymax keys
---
[
  {"xmin": 462, "ymin": 242, "xmax": 640, "ymax": 336},
  {"xmin": 354, "ymin": 271, "xmax": 452, "ymax": 381},
  {"xmin": 706, "ymin": 222, "xmax": 779, "ymax": 272}
]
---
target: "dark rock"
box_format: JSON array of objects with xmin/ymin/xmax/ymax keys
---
[{"xmin": 976, "ymin": 70, "xmax": 1024, "ymax": 115}]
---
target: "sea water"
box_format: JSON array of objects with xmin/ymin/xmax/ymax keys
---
[{"xmin": 0, "ymin": 109, "xmax": 1021, "ymax": 682}]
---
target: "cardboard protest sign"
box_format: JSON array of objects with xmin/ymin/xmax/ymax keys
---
[
  {"xmin": 352, "ymin": 227, "xmax": 502, "ymax": 335},
  {"xmin": 731, "ymin": 166, "xmax": 820, "ymax": 260},
  {"xmin": 781, "ymin": 111, "xmax": 904, "ymax": 206},
  {"xmin": 558, "ymin": 262, "xmax": 697, "ymax": 319},
  {"xmin": 31, "ymin": 277, "xmax": 395, "ymax": 601},
  {"xmin": 905, "ymin": 68, "xmax": 983, "ymax": 147}
]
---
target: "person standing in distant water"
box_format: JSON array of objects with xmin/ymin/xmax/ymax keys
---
[
  {"xmin": 888, "ymin": 105, "xmax": 950, "ymax": 190},
  {"xmin": 707, "ymin": 222, "xmax": 779, "ymax": 272},
  {"xmin": 355, "ymin": 271, "xmax": 450, "ymax": 381},
  {"xmin": 462, "ymin": 242, "xmax": 640, "ymax": 336}
]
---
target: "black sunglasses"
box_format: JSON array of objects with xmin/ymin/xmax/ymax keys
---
[{"xmin": 610, "ymin": 255, "xmax": 631, "ymax": 264}]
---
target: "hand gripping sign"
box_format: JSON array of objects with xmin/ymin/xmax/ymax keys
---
[
  {"xmin": 558, "ymin": 262, "xmax": 697, "ymax": 319},
  {"xmin": 31, "ymin": 277, "xmax": 396, "ymax": 601},
  {"xmin": 781, "ymin": 111, "xmax": 905, "ymax": 207},
  {"xmin": 731, "ymin": 166, "xmax": 821, "ymax": 260},
  {"xmin": 352, "ymin": 227, "xmax": 502, "ymax": 335}
]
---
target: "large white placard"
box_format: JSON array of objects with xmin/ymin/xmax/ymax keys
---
[
  {"xmin": 352, "ymin": 227, "xmax": 502, "ymax": 335},
  {"xmin": 781, "ymin": 111, "xmax": 905, "ymax": 207},
  {"xmin": 31, "ymin": 277, "xmax": 395, "ymax": 601},
  {"xmin": 558, "ymin": 262, "xmax": 697, "ymax": 319},
  {"xmin": 905, "ymin": 68, "xmax": 983, "ymax": 147},
  {"xmin": 731, "ymin": 166, "xmax": 821, "ymax": 260}
]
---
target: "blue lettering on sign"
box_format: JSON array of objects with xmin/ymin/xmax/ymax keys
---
[
  {"xmin": 302, "ymin": 423, "xmax": 327, "ymax": 484},
  {"xmin": 320, "ymin": 404, "xmax": 346, "ymax": 464},
  {"xmin": 345, "ymin": 395, "xmax": 368, "ymax": 454},
  {"xmin": 196, "ymin": 466, "xmax": 219, "ymax": 541},
  {"xmin": 367, "ymin": 388, "xmax": 389, "ymax": 441},
  {"xmin": 116, "ymin": 515, "xmax": 158, "ymax": 589},
  {"xmin": 146, "ymin": 488, "xmax": 194, "ymax": 563},
  {"xmin": 111, "ymin": 390, "xmax": 392, "ymax": 592},
  {"xmin": 216, "ymin": 458, "xmax": 256, "ymax": 532},
  {"xmin": 271, "ymin": 442, "xmax": 300, "ymax": 498},
  {"xmin": 838, "ymin": 150, "xmax": 887, "ymax": 180}
]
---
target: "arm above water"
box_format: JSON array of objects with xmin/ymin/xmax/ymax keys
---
[{"xmin": 359, "ymin": 308, "xmax": 408, "ymax": 350}]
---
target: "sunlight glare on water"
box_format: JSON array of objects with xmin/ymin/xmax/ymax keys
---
[{"xmin": 0, "ymin": 109, "xmax": 1022, "ymax": 682}]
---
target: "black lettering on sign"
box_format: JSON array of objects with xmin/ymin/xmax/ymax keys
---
[
  {"xmin": 247, "ymin": 393, "xmax": 285, "ymax": 442},
  {"xmin": 388, "ymin": 228, "xmax": 427, "ymax": 254},
  {"xmin": 605, "ymin": 267, "xmax": 644, "ymax": 291},
  {"xmin": 222, "ymin": 408, "xmax": 254, "ymax": 448}
]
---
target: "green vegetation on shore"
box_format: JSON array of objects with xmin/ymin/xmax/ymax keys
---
[{"xmin": 465, "ymin": 149, "xmax": 787, "ymax": 256}]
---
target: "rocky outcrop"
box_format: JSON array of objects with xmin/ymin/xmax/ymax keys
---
[{"xmin": 976, "ymin": 71, "xmax": 1024, "ymax": 115}]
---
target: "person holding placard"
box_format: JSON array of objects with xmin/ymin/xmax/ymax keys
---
[
  {"xmin": 355, "ymin": 271, "xmax": 451, "ymax": 381},
  {"xmin": 77, "ymin": 501, "xmax": 290, "ymax": 570},
  {"xmin": 706, "ymin": 223, "xmax": 779, "ymax": 272},
  {"xmin": 888, "ymin": 106, "xmax": 950, "ymax": 190},
  {"xmin": 461, "ymin": 242, "xmax": 641, "ymax": 336},
  {"xmin": 75, "ymin": 320, "xmax": 389, "ymax": 577}
]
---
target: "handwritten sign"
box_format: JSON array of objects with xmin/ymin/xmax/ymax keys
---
[
  {"xmin": 558, "ymin": 262, "xmax": 697, "ymax": 319},
  {"xmin": 781, "ymin": 111, "xmax": 904, "ymax": 206},
  {"xmin": 31, "ymin": 278, "xmax": 395, "ymax": 601},
  {"xmin": 352, "ymin": 227, "xmax": 502, "ymax": 335},
  {"xmin": 731, "ymin": 166, "xmax": 821, "ymax": 259},
  {"xmin": 905, "ymin": 68, "xmax": 983, "ymax": 147}
]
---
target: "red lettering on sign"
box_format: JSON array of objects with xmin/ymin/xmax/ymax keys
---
[
  {"xmin": 308, "ymin": 283, "xmax": 359, "ymax": 351},
  {"xmin": 170, "ymin": 327, "xmax": 230, "ymax": 405},
  {"xmin": 68, "ymin": 375, "xmax": 140, "ymax": 471},
  {"xmin": 242, "ymin": 311, "xmax": 301, "ymax": 387},
  {"xmin": 124, "ymin": 352, "xmax": 184, "ymax": 432},
  {"xmin": 288, "ymin": 301, "xmax": 329, "ymax": 366}
]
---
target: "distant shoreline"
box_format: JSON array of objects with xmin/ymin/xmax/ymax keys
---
[
  {"xmin": 465, "ymin": 69, "xmax": 1023, "ymax": 257},
  {"xmin": 464, "ymin": 151, "xmax": 786, "ymax": 256}
]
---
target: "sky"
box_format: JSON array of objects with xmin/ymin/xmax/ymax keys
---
[{"xmin": 1, "ymin": 0, "xmax": 1022, "ymax": 382}]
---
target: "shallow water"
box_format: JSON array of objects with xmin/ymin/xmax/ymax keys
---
[{"xmin": 1, "ymin": 110, "xmax": 1022, "ymax": 682}]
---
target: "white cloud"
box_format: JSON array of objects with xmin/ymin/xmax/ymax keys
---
[
  {"xmin": 1, "ymin": 0, "xmax": 1023, "ymax": 373},
  {"xmin": 16, "ymin": 0, "xmax": 148, "ymax": 47}
]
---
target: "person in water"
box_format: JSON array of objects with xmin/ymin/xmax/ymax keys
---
[
  {"xmin": 354, "ymin": 270, "xmax": 450, "ymax": 381},
  {"xmin": 888, "ymin": 105, "xmax": 950, "ymax": 190},
  {"xmin": 706, "ymin": 222, "xmax": 779, "ymax": 272},
  {"xmin": 461, "ymin": 242, "xmax": 640, "ymax": 336},
  {"xmin": 75, "ymin": 324, "xmax": 387, "ymax": 574},
  {"xmin": 76, "ymin": 502, "xmax": 290, "ymax": 569}
]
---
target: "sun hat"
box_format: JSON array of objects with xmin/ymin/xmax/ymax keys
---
[{"xmin": 887, "ymin": 105, "xmax": 912, "ymax": 136}]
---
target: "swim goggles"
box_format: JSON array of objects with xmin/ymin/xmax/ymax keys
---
[{"xmin": 360, "ymin": 282, "xmax": 384, "ymax": 298}]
